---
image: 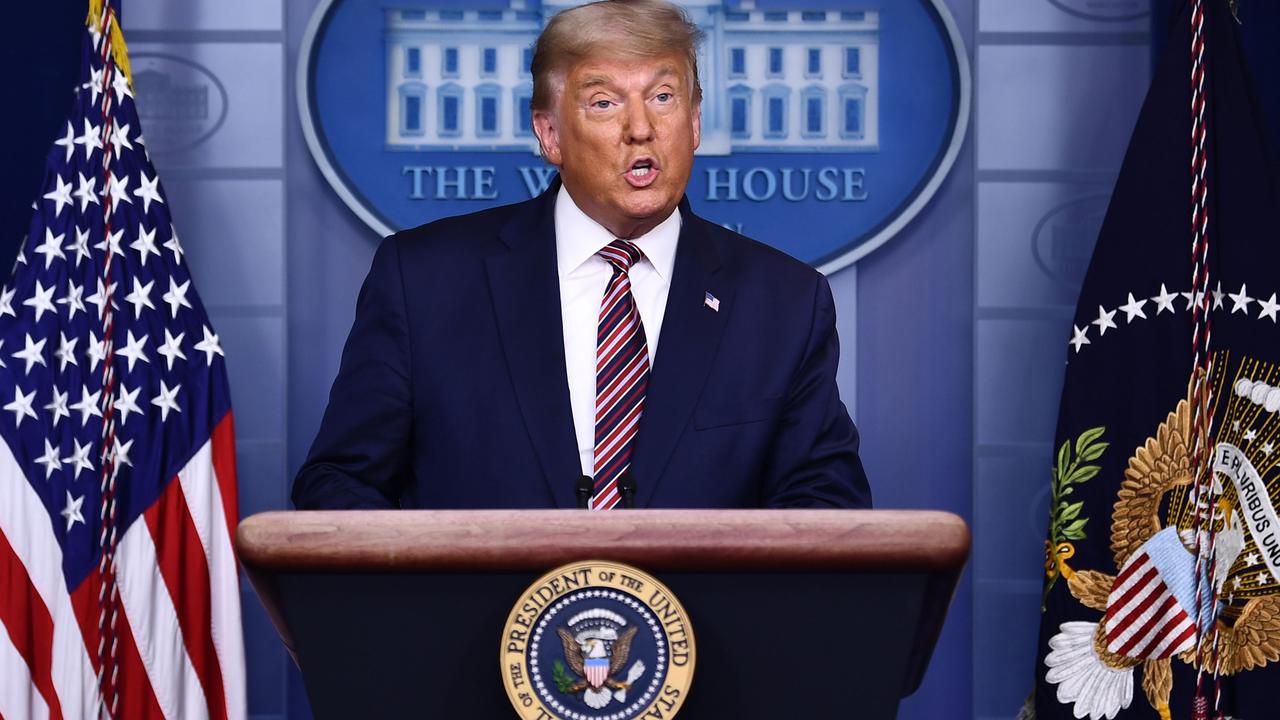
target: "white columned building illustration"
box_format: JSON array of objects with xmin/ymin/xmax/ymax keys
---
[{"xmin": 385, "ymin": 1, "xmax": 879, "ymax": 155}]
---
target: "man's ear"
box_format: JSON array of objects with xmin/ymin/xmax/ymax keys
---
[
  {"xmin": 533, "ymin": 109, "xmax": 562, "ymax": 166},
  {"xmin": 691, "ymin": 101, "xmax": 702, "ymax": 152}
]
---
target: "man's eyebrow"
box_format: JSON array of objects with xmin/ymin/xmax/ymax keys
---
[
  {"xmin": 578, "ymin": 74, "xmax": 614, "ymax": 90},
  {"xmin": 575, "ymin": 66, "xmax": 684, "ymax": 92}
]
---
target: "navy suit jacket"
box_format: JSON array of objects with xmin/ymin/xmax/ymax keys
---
[{"xmin": 293, "ymin": 182, "xmax": 871, "ymax": 509}]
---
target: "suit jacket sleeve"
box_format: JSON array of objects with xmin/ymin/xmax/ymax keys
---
[
  {"xmin": 761, "ymin": 274, "xmax": 872, "ymax": 508},
  {"xmin": 292, "ymin": 236, "xmax": 412, "ymax": 509}
]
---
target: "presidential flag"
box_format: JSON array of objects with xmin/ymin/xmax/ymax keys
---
[
  {"xmin": 1035, "ymin": 1, "xmax": 1280, "ymax": 718},
  {"xmin": 0, "ymin": 1, "xmax": 245, "ymax": 718}
]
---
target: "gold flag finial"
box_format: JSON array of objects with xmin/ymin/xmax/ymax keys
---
[{"xmin": 85, "ymin": 0, "xmax": 134, "ymax": 86}]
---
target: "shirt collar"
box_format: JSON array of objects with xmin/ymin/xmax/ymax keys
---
[{"xmin": 554, "ymin": 184, "xmax": 680, "ymax": 281}]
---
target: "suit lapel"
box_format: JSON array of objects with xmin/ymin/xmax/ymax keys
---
[
  {"xmin": 486, "ymin": 184, "xmax": 582, "ymax": 508},
  {"xmin": 631, "ymin": 205, "xmax": 730, "ymax": 508}
]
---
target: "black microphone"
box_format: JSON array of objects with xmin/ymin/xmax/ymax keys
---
[
  {"xmin": 575, "ymin": 475, "xmax": 594, "ymax": 509},
  {"xmin": 618, "ymin": 471, "xmax": 637, "ymax": 509}
]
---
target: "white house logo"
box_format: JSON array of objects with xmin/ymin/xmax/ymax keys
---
[
  {"xmin": 130, "ymin": 54, "xmax": 228, "ymax": 155},
  {"xmin": 1032, "ymin": 195, "xmax": 1107, "ymax": 291},
  {"xmin": 300, "ymin": 0, "xmax": 969, "ymax": 272}
]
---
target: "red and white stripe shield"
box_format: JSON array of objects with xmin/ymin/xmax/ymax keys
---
[
  {"xmin": 1103, "ymin": 527, "xmax": 1198, "ymax": 659},
  {"xmin": 585, "ymin": 657, "xmax": 610, "ymax": 689}
]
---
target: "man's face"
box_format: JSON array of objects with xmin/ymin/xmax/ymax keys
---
[{"xmin": 533, "ymin": 52, "xmax": 701, "ymax": 239}]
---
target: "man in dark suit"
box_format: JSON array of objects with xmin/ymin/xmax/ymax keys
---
[{"xmin": 293, "ymin": 0, "xmax": 871, "ymax": 510}]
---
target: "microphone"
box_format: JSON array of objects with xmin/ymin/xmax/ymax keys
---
[
  {"xmin": 618, "ymin": 472, "xmax": 637, "ymax": 509},
  {"xmin": 575, "ymin": 475, "xmax": 594, "ymax": 509}
]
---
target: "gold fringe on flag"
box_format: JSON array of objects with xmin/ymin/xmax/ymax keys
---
[{"xmin": 85, "ymin": 0, "xmax": 133, "ymax": 85}]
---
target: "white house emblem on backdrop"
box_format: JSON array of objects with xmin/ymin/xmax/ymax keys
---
[
  {"xmin": 300, "ymin": 0, "xmax": 969, "ymax": 272},
  {"xmin": 383, "ymin": 3, "xmax": 880, "ymax": 156}
]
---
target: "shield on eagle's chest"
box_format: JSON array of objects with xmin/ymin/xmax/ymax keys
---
[
  {"xmin": 1102, "ymin": 528, "xmax": 1198, "ymax": 659},
  {"xmin": 585, "ymin": 657, "xmax": 609, "ymax": 689}
]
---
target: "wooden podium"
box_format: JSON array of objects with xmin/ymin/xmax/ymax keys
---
[{"xmin": 237, "ymin": 510, "xmax": 968, "ymax": 719}]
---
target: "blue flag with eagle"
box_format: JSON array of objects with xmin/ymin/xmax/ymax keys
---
[{"xmin": 1033, "ymin": 1, "xmax": 1280, "ymax": 718}]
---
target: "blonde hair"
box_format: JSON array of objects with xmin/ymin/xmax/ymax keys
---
[{"xmin": 530, "ymin": 0, "xmax": 704, "ymax": 111}]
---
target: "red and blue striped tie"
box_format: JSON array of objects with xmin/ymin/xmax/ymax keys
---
[{"xmin": 591, "ymin": 240, "xmax": 649, "ymax": 510}]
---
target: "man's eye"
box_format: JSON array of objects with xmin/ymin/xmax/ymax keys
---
[
  {"xmin": 592, "ymin": 100, "xmax": 612, "ymax": 109},
  {"xmin": 655, "ymin": 93, "xmax": 673, "ymax": 102}
]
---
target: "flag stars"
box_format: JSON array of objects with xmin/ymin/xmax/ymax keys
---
[
  {"xmin": 33, "ymin": 229, "xmax": 65, "ymax": 269},
  {"xmin": 63, "ymin": 439, "xmax": 94, "ymax": 481},
  {"xmin": 133, "ymin": 171, "xmax": 164, "ymax": 215},
  {"xmin": 65, "ymin": 226, "xmax": 92, "ymax": 268},
  {"xmin": 0, "ymin": 287, "xmax": 13, "ymax": 318},
  {"xmin": 124, "ymin": 278, "xmax": 155, "ymax": 319},
  {"xmin": 70, "ymin": 386, "xmax": 102, "ymax": 427},
  {"xmin": 57, "ymin": 280, "xmax": 85, "ymax": 321},
  {"xmin": 72, "ymin": 173, "xmax": 99, "ymax": 214},
  {"xmin": 73, "ymin": 118, "xmax": 102, "ymax": 161},
  {"xmin": 157, "ymin": 329, "xmax": 187, "ymax": 370},
  {"xmin": 1258, "ymin": 293, "xmax": 1280, "ymax": 323},
  {"xmin": 93, "ymin": 228, "xmax": 124, "ymax": 262},
  {"xmin": 113, "ymin": 437, "xmax": 135, "ymax": 469},
  {"xmin": 1260, "ymin": 570, "xmax": 1273, "ymax": 586},
  {"xmin": 86, "ymin": 279, "xmax": 117, "ymax": 321},
  {"xmin": 1069, "ymin": 325, "xmax": 1091, "ymax": 353},
  {"xmin": 162, "ymin": 279, "xmax": 192, "ymax": 318},
  {"xmin": 1091, "ymin": 306, "xmax": 1117, "ymax": 336},
  {"xmin": 86, "ymin": 333, "xmax": 106, "ymax": 372},
  {"xmin": 1118, "ymin": 293, "xmax": 1147, "ymax": 323},
  {"xmin": 42, "ymin": 174, "xmax": 73, "ymax": 218},
  {"xmin": 1229, "ymin": 284, "xmax": 1254, "ymax": 314},
  {"xmin": 112, "ymin": 70, "xmax": 133, "ymax": 104},
  {"xmin": 106, "ymin": 174, "xmax": 132, "ymax": 212},
  {"xmin": 1246, "ymin": 552, "xmax": 1261, "ymax": 567},
  {"xmin": 4, "ymin": 387, "xmax": 36, "ymax": 428},
  {"xmin": 131, "ymin": 224, "xmax": 161, "ymax": 265},
  {"xmin": 116, "ymin": 330, "xmax": 150, "ymax": 372},
  {"xmin": 195, "ymin": 325, "xmax": 224, "ymax": 364},
  {"xmin": 1181, "ymin": 290, "xmax": 1205, "ymax": 313},
  {"xmin": 54, "ymin": 122, "xmax": 75, "ymax": 163},
  {"xmin": 53, "ymin": 332, "xmax": 78, "ymax": 372},
  {"xmin": 115, "ymin": 384, "xmax": 143, "ymax": 425},
  {"xmin": 1263, "ymin": 442, "xmax": 1275, "ymax": 457},
  {"xmin": 60, "ymin": 492, "xmax": 85, "ymax": 532},
  {"xmin": 23, "ymin": 280, "xmax": 57, "ymax": 322},
  {"xmin": 151, "ymin": 381, "xmax": 182, "ymax": 422},
  {"xmin": 34, "ymin": 439, "xmax": 62, "ymax": 480},
  {"xmin": 83, "ymin": 66, "xmax": 104, "ymax": 106},
  {"xmin": 44, "ymin": 388, "xmax": 70, "ymax": 428},
  {"xmin": 108, "ymin": 119, "xmax": 133, "ymax": 158},
  {"xmin": 163, "ymin": 226, "xmax": 185, "ymax": 265},
  {"xmin": 1152, "ymin": 284, "xmax": 1178, "ymax": 315},
  {"xmin": 1243, "ymin": 429, "xmax": 1258, "ymax": 442},
  {"xmin": 12, "ymin": 333, "xmax": 47, "ymax": 375}
]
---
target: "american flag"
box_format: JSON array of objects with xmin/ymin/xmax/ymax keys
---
[{"xmin": 0, "ymin": 1, "xmax": 245, "ymax": 718}]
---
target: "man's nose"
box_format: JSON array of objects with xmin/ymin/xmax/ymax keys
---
[{"xmin": 623, "ymin": 101, "xmax": 654, "ymax": 143}]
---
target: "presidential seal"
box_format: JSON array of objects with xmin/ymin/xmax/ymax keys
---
[
  {"xmin": 501, "ymin": 561, "xmax": 695, "ymax": 720},
  {"xmin": 1043, "ymin": 356, "xmax": 1280, "ymax": 720}
]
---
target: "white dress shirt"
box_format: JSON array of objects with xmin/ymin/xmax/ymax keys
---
[{"xmin": 555, "ymin": 185, "xmax": 680, "ymax": 477}]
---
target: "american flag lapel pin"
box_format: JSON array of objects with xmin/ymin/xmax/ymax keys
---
[{"xmin": 703, "ymin": 291, "xmax": 720, "ymax": 312}]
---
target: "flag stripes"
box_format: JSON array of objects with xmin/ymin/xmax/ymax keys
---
[{"xmin": 0, "ymin": 421, "xmax": 242, "ymax": 717}]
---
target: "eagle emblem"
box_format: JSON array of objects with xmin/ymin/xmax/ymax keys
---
[
  {"xmin": 1043, "ymin": 361, "xmax": 1280, "ymax": 720},
  {"xmin": 553, "ymin": 609, "xmax": 648, "ymax": 710}
]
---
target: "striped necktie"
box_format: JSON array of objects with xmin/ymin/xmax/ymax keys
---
[{"xmin": 591, "ymin": 240, "xmax": 649, "ymax": 510}]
